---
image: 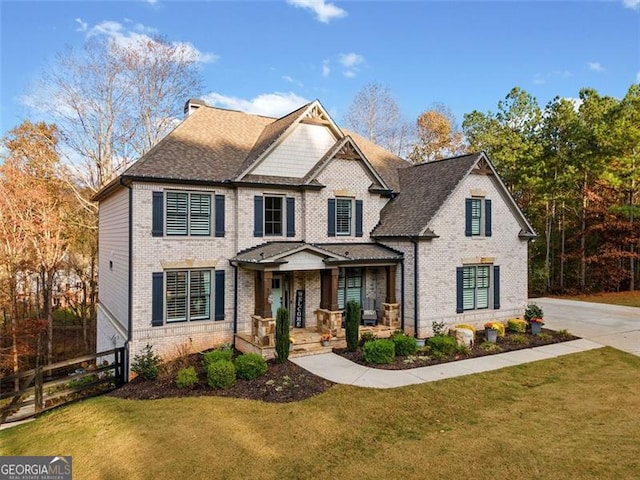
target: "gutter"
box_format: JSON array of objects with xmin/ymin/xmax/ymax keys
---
[
  {"xmin": 409, "ymin": 236, "xmax": 419, "ymax": 338},
  {"xmin": 400, "ymin": 257, "xmax": 405, "ymax": 330},
  {"xmin": 122, "ymin": 178, "xmax": 133, "ymax": 381},
  {"xmin": 232, "ymin": 263, "xmax": 239, "ymax": 348}
]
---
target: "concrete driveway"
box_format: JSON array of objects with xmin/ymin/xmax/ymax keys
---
[{"xmin": 533, "ymin": 297, "xmax": 639, "ymax": 356}]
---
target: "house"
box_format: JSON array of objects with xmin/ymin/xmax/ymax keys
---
[{"xmin": 93, "ymin": 99, "xmax": 535, "ymax": 372}]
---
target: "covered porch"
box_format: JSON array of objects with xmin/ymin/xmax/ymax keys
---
[{"xmin": 231, "ymin": 242, "xmax": 403, "ymax": 358}]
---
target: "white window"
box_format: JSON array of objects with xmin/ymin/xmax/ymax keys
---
[
  {"xmin": 166, "ymin": 270, "xmax": 211, "ymax": 322},
  {"xmin": 462, "ymin": 265, "xmax": 490, "ymax": 310},
  {"xmin": 336, "ymin": 198, "xmax": 352, "ymax": 236},
  {"xmin": 337, "ymin": 268, "xmax": 362, "ymax": 309},
  {"xmin": 470, "ymin": 198, "xmax": 482, "ymax": 236},
  {"xmin": 166, "ymin": 192, "xmax": 211, "ymax": 236}
]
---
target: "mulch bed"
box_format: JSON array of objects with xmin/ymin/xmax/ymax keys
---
[
  {"xmin": 334, "ymin": 328, "xmax": 579, "ymax": 370},
  {"xmin": 109, "ymin": 328, "xmax": 578, "ymax": 403},
  {"xmin": 108, "ymin": 355, "xmax": 334, "ymax": 403}
]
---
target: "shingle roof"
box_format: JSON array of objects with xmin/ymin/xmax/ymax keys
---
[
  {"xmin": 112, "ymin": 101, "xmax": 409, "ymax": 195},
  {"xmin": 372, "ymin": 153, "xmax": 484, "ymax": 237},
  {"xmin": 316, "ymin": 243, "xmax": 403, "ymax": 262}
]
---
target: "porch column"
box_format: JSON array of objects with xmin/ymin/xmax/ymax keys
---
[
  {"xmin": 329, "ymin": 267, "xmax": 339, "ymax": 311},
  {"xmin": 386, "ymin": 265, "xmax": 397, "ymax": 304},
  {"xmin": 254, "ymin": 270, "xmax": 273, "ymax": 318},
  {"xmin": 320, "ymin": 267, "xmax": 340, "ymax": 311}
]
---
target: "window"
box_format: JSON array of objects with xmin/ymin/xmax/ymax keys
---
[
  {"xmin": 465, "ymin": 198, "xmax": 492, "ymax": 237},
  {"xmin": 264, "ymin": 196, "xmax": 283, "ymax": 236},
  {"xmin": 337, "ymin": 268, "xmax": 362, "ymax": 309},
  {"xmin": 166, "ymin": 192, "xmax": 211, "ymax": 236},
  {"xmin": 336, "ymin": 199, "xmax": 352, "ymax": 236},
  {"xmin": 462, "ymin": 265, "xmax": 490, "ymax": 310},
  {"xmin": 166, "ymin": 270, "xmax": 211, "ymax": 322}
]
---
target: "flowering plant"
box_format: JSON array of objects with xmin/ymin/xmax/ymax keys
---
[
  {"xmin": 320, "ymin": 332, "xmax": 331, "ymax": 342},
  {"xmin": 484, "ymin": 322, "xmax": 500, "ymax": 331},
  {"xmin": 529, "ymin": 317, "xmax": 545, "ymax": 324}
]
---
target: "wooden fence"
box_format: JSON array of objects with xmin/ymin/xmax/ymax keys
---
[{"xmin": 0, "ymin": 347, "xmax": 126, "ymax": 425}]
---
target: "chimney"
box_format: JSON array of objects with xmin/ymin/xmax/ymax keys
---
[{"xmin": 184, "ymin": 98, "xmax": 206, "ymax": 117}]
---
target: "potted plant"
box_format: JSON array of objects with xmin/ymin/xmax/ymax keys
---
[
  {"xmin": 484, "ymin": 322, "xmax": 500, "ymax": 343},
  {"xmin": 524, "ymin": 303, "xmax": 544, "ymax": 335},
  {"xmin": 320, "ymin": 332, "xmax": 331, "ymax": 347}
]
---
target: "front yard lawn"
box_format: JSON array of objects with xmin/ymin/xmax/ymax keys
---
[{"xmin": 2, "ymin": 348, "xmax": 639, "ymax": 480}]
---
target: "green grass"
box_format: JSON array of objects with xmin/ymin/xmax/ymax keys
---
[
  {"xmin": 2, "ymin": 348, "xmax": 639, "ymax": 479},
  {"xmin": 557, "ymin": 290, "xmax": 640, "ymax": 308}
]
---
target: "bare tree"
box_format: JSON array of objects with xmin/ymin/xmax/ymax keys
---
[
  {"xmin": 409, "ymin": 103, "xmax": 466, "ymax": 164},
  {"xmin": 38, "ymin": 35, "xmax": 203, "ymax": 198},
  {"xmin": 343, "ymin": 83, "xmax": 414, "ymax": 157}
]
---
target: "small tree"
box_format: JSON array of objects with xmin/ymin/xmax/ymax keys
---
[
  {"xmin": 345, "ymin": 300, "xmax": 360, "ymax": 352},
  {"xmin": 275, "ymin": 307, "xmax": 290, "ymax": 364}
]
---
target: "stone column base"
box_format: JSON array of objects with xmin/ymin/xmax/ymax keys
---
[
  {"xmin": 382, "ymin": 303, "xmax": 400, "ymax": 329},
  {"xmin": 315, "ymin": 309, "xmax": 345, "ymax": 338},
  {"xmin": 251, "ymin": 314, "xmax": 275, "ymax": 347}
]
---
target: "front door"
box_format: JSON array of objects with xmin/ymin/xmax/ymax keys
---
[{"xmin": 271, "ymin": 274, "xmax": 290, "ymax": 320}]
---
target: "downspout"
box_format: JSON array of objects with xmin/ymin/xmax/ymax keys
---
[
  {"xmin": 232, "ymin": 263, "xmax": 239, "ymax": 348},
  {"xmin": 122, "ymin": 178, "xmax": 133, "ymax": 381},
  {"xmin": 409, "ymin": 236, "xmax": 419, "ymax": 338},
  {"xmin": 400, "ymin": 258, "xmax": 405, "ymax": 330}
]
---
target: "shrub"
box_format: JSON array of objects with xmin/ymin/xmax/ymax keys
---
[
  {"xmin": 432, "ymin": 320, "xmax": 446, "ymax": 336},
  {"xmin": 175, "ymin": 366, "xmax": 198, "ymax": 389},
  {"xmin": 454, "ymin": 324, "xmax": 476, "ymax": 335},
  {"xmin": 510, "ymin": 334, "xmax": 529, "ymax": 345},
  {"xmin": 485, "ymin": 322, "xmax": 506, "ymax": 337},
  {"xmin": 507, "ymin": 318, "xmax": 527, "ymax": 333},
  {"xmin": 363, "ymin": 339, "xmax": 395, "ymax": 365},
  {"xmin": 524, "ymin": 303, "xmax": 544, "ymax": 322},
  {"xmin": 275, "ymin": 307, "xmax": 290, "ymax": 364},
  {"xmin": 455, "ymin": 344, "xmax": 471, "ymax": 356},
  {"xmin": 557, "ymin": 329, "xmax": 573, "ymax": 340},
  {"xmin": 426, "ymin": 335, "xmax": 457, "ymax": 356},
  {"xmin": 359, "ymin": 331, "xmax": 377, "ymax": 346},
  {"xmin": 480, "ymin": 341, "xmax": 503, "ymax": 353},
  {"xmin": 391, "ymin": 332, "xmax": 417, "ymax": 357},
  {"xmin": 234, "ymin": 353, "xmax": 268, "ymax": 380},
  {"xmin": 345, "ymin": 300, "xmax": 360, "ymax": 352},
  {"xmin": 202, "ymin": 348, "xmax": 233, "ymax": 367},
  {"xmin": 538, "ymin": 332, "xmax": 553, "ymax": 342},
  {"xmin": 131, "ymin": 344, "xmax": 161, "ymax": 380},
  {"xmin": 206, "ymin": 360, "xmax": 236, "ymax": 389}
]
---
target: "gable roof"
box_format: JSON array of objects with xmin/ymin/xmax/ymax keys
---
[
  {"xmin": 94, "ymin": 99, "xmax": 410, "ymax": 200},
  {"xmin": 371, "ymin": 152, "xmax": 536, "ymax": 238}
]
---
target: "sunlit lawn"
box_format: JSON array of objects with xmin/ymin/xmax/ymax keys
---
[
  {"xmin": 558, "ymin": 290, "xmax": 640, "ymax": 308},
  {"xmin": 2, "ymin": 348, "xmax": 639, "ymax": 480}
]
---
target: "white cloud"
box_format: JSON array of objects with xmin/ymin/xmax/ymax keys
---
[
  {"xmin": 588, "ymin": 62, "xmax": 605, "ymax": 72},
  {"xmin": 532, "ymin": 70, "xmax": 572, "ymax": 85},
  {"xmin": 85, "ymin": 20, "xmax": 218, "ymax": 64},
  {"xmin": 75, "ymin": 18, "xmax": 88, "ymax": 32},
  {"xmin": 321, "ymin": 59, "xmax": 331, "ymax": 78},
  {"xmin": 202, "ymin": 92, "xmax": 311, "ymax": 117},
  {"xmin": 286, "ymin": 0, "xmax": 347, "ymax": 23},
  {"xmin": 338, "ymin": 52, "xmax": 364, "ymax": 78},
  {"xmin": 623, "ymin": 0, "xmax": 639, "ymax": 10}
]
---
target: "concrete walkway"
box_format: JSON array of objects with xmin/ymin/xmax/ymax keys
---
[
  {"xmin": 293, "ymin": 297, "xmax": 639, "ymax": 388},
  {"xmin": 292, "ymin": 339, "xmax": 602, "ymax": 388}
]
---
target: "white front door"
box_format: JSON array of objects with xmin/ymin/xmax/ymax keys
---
[{"xmin": 271, "ymin": 277, "xmax": 282, "ymax": 318}]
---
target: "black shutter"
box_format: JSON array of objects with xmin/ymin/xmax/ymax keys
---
[
  {"xmin": 152, "ymin": 272, "xmax": 164, "ymax": 326},
  {"xmin": 355, "ymin": 200, "xmax": 363, "ymax": 237},
  {"xmin": 484, "ymin": 199, "xmax": 492, "ymax": 237},
  {"xmin": 493, "ymin": 265, "xmax": 500, "ymax": 309},
  {"xmin": 152, "ymin": 192, "xmax": 164, "ymax": 237},
  {"xmin": 456, "ymin": 267, "xmax": 464, "ymax": 313},
  {"xmin": 215, "ymin": 194, "xmax": 225, "ymax": 237},
  {"xmin": 286, "ymin": 197, "xmax": 295, "ymax": 237},
  {"xmin": 465, "ymin": 198, "xmax": 472, "ymax": 237},
  {"xmin": 253, "ymin": 196, "xmax": 263, "ymax": 237},
  {"xmin": 327, "ymin": 198, "xmax": 336, "ymax": 237},
  {"xmin": 215, "ymin": 270, "xmax": 225, "ymax": 321}
]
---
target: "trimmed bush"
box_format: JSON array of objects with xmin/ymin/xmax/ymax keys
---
[
  {"xmin": 507, "ymin": 318, "xmax": 527, "ymax": 333},
  {"xmin": 234, "ymin": 353, "xmax": 268, "ymax": 380},
  {"xmin": 175, "ymin": 366, "xmax": 198, "ymax": 389},
  {"xmin": 202, "ymin": 348, "xmax": 233, "ymax": 367},
  {"xmin": 359, "ymin": 331, "xmax": 377, "ymax": 346},
  {"xmin": 391, "ymin": 332, "xmax": 417, "ymax": 357},
  {"xmin": 345, "ymin": 300, "xmax": 360, "ymax": 352},
  {"xmin": 426, "ymin": 335, "xmax": 457, "ymax": 356},
  {"xmin": 275, "ymin": 307, "xmax": 290, "ymax": 364},
  {"xmin": 131, "ymin": 344, "xmax": 161, "ymax": 380},
  {"xmin": 363, "ymin": 339, "xmax": 395, "ymax": 365},
  {"xmin": 206, "ymin": 360, "xmax": 236, "ymax": 389}
]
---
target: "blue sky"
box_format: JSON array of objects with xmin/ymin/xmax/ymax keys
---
[{"xmin": 1, "ymin": 0, "xmax": 639, "ymax": 137}]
